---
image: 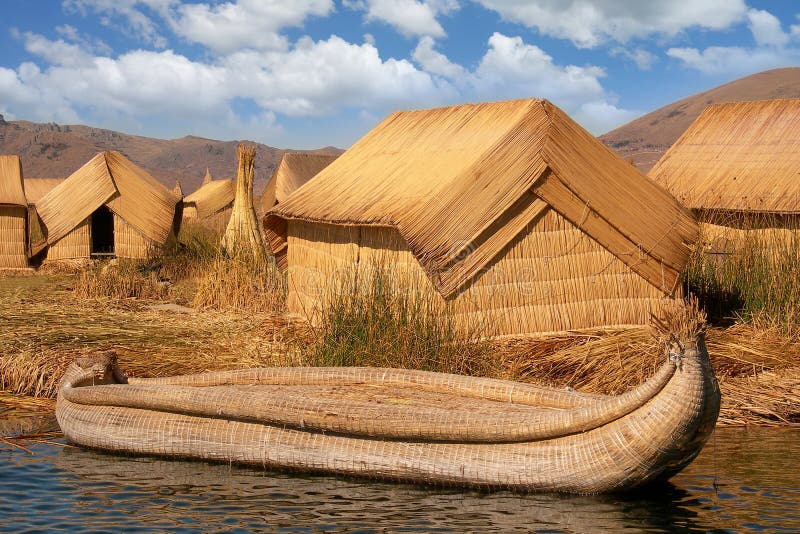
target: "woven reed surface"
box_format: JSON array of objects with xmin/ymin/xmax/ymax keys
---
[
  {"xmin": 0, "ymin": 206, "xmax": 27, "ymax": 268},
  {"xmin": 64, "ymin": 364, "xmax": 676, "ymax": 443},
  {"xmin": 0, "ymin": 155, "xmax": 26, "ymax": 207},
  {"xmin": 114, "ymin": 214, "xmax": 155, "ymax": 259},
  {"xmin": 650, "ymin": 99, "xmax": 800, "ymax": 213},
  {"xmin": 23, "ymin": 178, "xmax": 64, "ymax": 205},
  {"xmin": 268, "ymin": 98, "xmax": 697, "ymax": 298},
  {"xmin": 183, "ymin": 179, "xmax": 234, "ymax": 219},
  {"xmin": 56, "ymin": 342, "xmax": 720, "ymax": 493},
  {"xmin": 286, "ymin": 208, "xmax": 671, "ymax": 336},
  {"xmin": 262, "ymin": 153, "xmax": 338, "ymax": 212},
  {"xmin": 46, "ymin": 218, "xmax": 90, "ymax": 260}
]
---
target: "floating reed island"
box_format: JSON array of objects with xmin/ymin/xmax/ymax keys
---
[{"xmin": 2, "ymin": 97, "xmax": 800, "ymax": 464}]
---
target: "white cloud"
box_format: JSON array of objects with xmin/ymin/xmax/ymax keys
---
[
  {"xmin": 0, "ymin": 31, "xmax": 451, "ymax": 141},
  {"xmin": 474, "ymin": 0, "xmax": 747, "ymax": 48},
  {"xmin": 666, "ymin": 45, "xmax": 800, "ymax": 76},
  {"xmin": 610, "ymin": 47, "xmax": 658, "ymax": 70},
  {"xmin": 168, "ymin": 0, "xmax": 333, "ymax": 53},
  {"xmin": 747, "ymin": 8, "xmax": 790, "ymax": 48},
  {"xmin": 466, "ymin": 33, "xmax": 635, "ymax": 133},
  {"xmin": 346, "ymin": 0, "xmax": 459, "ymax": 38},
  {"xmin": 63, "ymin": 0, "xmax": 174, "ymax": 47},
  {"xmin": 413, "ymin": 36, "xmax": 466, "ymax": 78},
  {"xmin": 18, "ymin": 32, "xmax": 95, "ymax": 68},
  {"xmin": 667, "ymin": 8, "xmax": 800, "ymax": 76},
  {"xmin": 228, "ymin": 36, "xmax": 449, "ymax": 115}
]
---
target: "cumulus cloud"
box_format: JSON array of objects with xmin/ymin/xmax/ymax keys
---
[
  {"xmin": 747, "ymin": 9, "xmax": 790, "ymax": 48},
  {"xmin": 474, "ymin": 0, "xmax": 747, "ymax": 48},
  {"xmin": 667, "ymin": 8, "xmax": 800, "ymax": 75},
  {"xmin": 346, "ymin": 0, "xmax": 459, "ymax": 38},
  {"xmin": 6, "ymin": 4, "xmax": 642, "ymax": 141},
  {"xmin": 168, "ymin": 0, "xmax": 333, "ymax": 53},
  {"xmin": 413, "ymin": 36, "xmax": 466, "ymax": 78},
  {"xmin": 0, "ymin": 30, "xmax": 452, "ymax": 140}
]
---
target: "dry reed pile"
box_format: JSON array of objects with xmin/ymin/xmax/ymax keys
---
[
  {"xmin": 192, "ymin": 252, "xmax": 286, "ymax": 314},
  {"xmin": 497, "ymin": 322, "xmax": 800, "ymax": 426},
  {"xmin": 74, "ymin": 260, "xmax": 167, "ymax": 300},
  {"xmin": 0, "ymin": 275, "xmax": 311, "ymax": 398}
]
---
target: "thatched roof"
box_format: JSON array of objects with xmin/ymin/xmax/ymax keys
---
[
  {"xmin": 0, "ymin": 156, "xmax": 26, "ymax": 207},
  {"xmin": 24, "ymin": 178, "xmax": 64, "ymax": 205},
  {"xmin": 37, "ymin": 151, "xmax": 178, "ymax": 246},
  {"xmin": 266, "ymin": 98, "xmax": 698, "ymax": 297},
  {"xmin": 183, "ymin": 179, "xmax": 235, "ymax": 219},
  {"xmin": 650, "ymin": 99, "xmax": 800, "ymax": 213},
  {"xmin": 262, "ymin": 153, "xmax": 339, "ymax": 212}
]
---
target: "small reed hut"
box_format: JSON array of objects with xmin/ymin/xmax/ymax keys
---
[
  {"xmin": 264, "ymin": 99, "xmax": 699, "ymax": 337},
  {"xmin": 0, "ymin": 155, "xmax": 28, "ymax": 269},
  {"xmin": 182, "ymin": 174, "xmax": 234, "ymax": 223},
  {"xmin": 650, "ymin": 99, "xmax": 800, "ymax": 245},
  {"xmin": 261, "ymin": 152, "xmax": 339, "ymax": 213},
  {"xmin": 36, "ymin": 151, "xmax": 179, "ymax": 260}
]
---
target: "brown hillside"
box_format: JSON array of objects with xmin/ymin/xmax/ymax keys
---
[
  {"xmin": 600, "ymin": 68, "xmax": 800, "ymax": 172},
  {"xmin": 0, "ymin": 116, "xmax": 342, "ymax": 195}
]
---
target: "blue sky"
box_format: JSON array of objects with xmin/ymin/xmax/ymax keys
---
[{"xmin": 1, "ymin": 0, "xmax": 798, "ymax": 148}]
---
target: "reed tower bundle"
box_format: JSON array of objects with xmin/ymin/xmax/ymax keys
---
[{"xmin": 222, "ymin": 144, "xmax": 266, "ymax": 259}]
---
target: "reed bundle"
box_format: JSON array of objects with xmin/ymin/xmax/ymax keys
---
[{"xmin": 221, "ymin": 144, "xmax": 266, "ymax": 260}]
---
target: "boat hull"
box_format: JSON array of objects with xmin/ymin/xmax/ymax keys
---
[{"xmin": 56, "ymin": 343, "xmax": 720, "ymax": 494}]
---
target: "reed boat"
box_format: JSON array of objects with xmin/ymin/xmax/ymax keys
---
[{"xmin": 56, "ymin": 324, "xmax": 720, "ymax": 494}]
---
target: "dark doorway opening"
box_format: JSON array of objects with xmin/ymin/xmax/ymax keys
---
[{"xmin": 90, "ymin": 206, "xmax": 115, "ymax": 256}]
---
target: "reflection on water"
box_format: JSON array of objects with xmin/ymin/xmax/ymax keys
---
[{"xmin": 1, "ymin": 428, "xmax": 798, "ymax": 533}]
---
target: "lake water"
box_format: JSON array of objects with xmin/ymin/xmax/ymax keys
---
[{"xmin": 1, "ymin": 427, "xmax": 798, "ymax": 533}]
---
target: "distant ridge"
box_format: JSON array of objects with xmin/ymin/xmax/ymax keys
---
[
  {"xmin": 600, "ymin": 67, "xmax": 800, "ymax": 172},
  {"xmin": 0, "ymin": 118, "xmax": 343, "ymax": 195}
]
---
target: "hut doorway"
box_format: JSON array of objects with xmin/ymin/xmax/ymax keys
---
[{"xmin": 90, "ymin": 206, "xmax": 115, "ymax": 257}]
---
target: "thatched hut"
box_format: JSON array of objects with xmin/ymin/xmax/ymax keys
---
[
  {"xmin": 0, "ymin": 155, "xmax": 28, "ymax": 269},
  {"xmin": 182, "ymin": 179, "xmax": 234, "ymax": 222},
  {"xmin": 650, "ymin": 99, "xmax": 800, "ymax": 243},
  {"xmin": 36, "ymin": 151, "xmax": 178, "ymax": 260},
  {"xmin": 261, "ymin": 153, "xmax": 338, "ymax": 213},
  {"xmin": 264, "ymin": 99, "xmax": 699, "ymax": 337}
]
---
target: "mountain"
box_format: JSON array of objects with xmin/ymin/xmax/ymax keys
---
[
  {"xmin": 0, "ymin": 116, "xmax": 342, "ymax": 195},
  {"xmin": 600, "ymin": 67, "xmax": 800, "ymax": 172}
]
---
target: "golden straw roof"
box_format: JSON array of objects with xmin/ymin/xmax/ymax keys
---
[
  {"xmin": 650, "ymin": 99, "xmax": 800, "ymax": 213},
  {"xmin": 183, "ymin": 179, "xmax": 234, "ymax": 218},
  {"xmin": 24, "ymin": 178, "xmax": 64, "ymax": 205},
  {"xmin": 37, "ymin": 151, "xmax": 178, "ymax": 245},
  {"xmin": 266, "ymin": 98, "xmax": 698, "ymax": 297},
  {"xmin": 262, "ymin": 153, "xmax": 339, "ymax": 212},
  {"xmin": 0, "ymin": 155, "xmax": 26, "ymax": 207}
]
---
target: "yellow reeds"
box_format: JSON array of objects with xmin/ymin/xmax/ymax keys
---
[{"xmin": 221, "ymin": 144, "xmax": 266, "ymax": 260}]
